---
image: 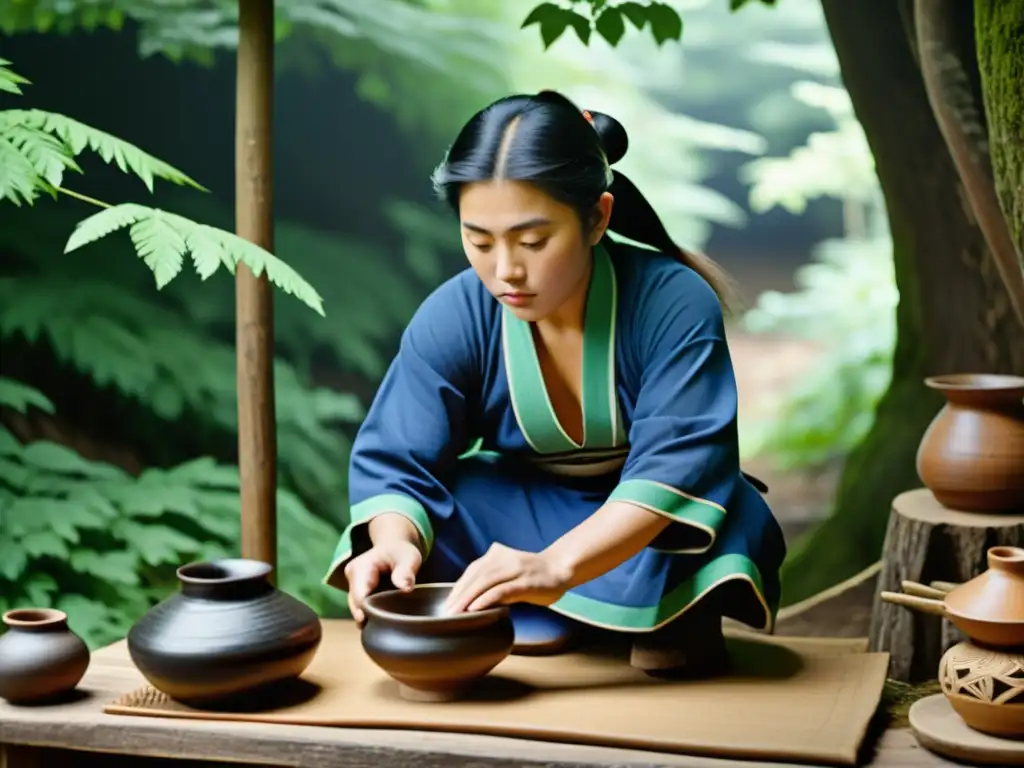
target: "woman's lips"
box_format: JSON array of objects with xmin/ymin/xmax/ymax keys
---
[{"xmin": 501, "ymin": 292, "xmax": 534, "ymax": 306}]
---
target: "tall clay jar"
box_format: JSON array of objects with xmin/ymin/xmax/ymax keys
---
[
  {"xmin": 916, "ymin": 373, "xmax": 1024, "ymax": 513},
  {"xmin": 0, "ymin": 609, "xmax": 90, "ymax": 703}
]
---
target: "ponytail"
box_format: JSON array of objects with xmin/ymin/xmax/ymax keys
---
[{"xmin": 607, "ymin": 170, "xmax": 739, "ymax": 313}]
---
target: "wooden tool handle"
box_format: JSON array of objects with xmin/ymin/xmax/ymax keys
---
[
  {"xmin": 901, "ymin": 580, "xmax": 949, "ymax": 599},
  {"xmin": 879, "ymin": 591, "xmax": 947, "ymax": 616}
]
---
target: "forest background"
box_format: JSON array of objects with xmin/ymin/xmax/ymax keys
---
[{"xmin": 2, "ymin": 0, "xmax": 1020, "ymax": 648}]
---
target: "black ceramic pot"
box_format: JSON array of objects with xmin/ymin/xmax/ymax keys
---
[
  {"xmin": 127, "ymin": 558, "xmax": 322, "ymax": 705},
  {"xmin": 361, "ymin": 583, "xmax": 515, "ymax": 702},
  {"xmin": 0, "ymin": 608, "xmax": 90, "ymax": 704}
]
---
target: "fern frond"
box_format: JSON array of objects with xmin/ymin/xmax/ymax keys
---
[
  {"xmin": 0, "ymin": 109, "xmax": 207, "ymax": 193},
  {"xmin": 0, "ymin": 58, "xmax": 30, "ymax": 95},
  {"xmin": 65, "ymin": 204, "xmax": 325, "ymax": 314},
  {"xmin": 2, "ymin": 123, "xmax": 82, "ymax": 190},
  {"xmin": 0, "ymin": 377, "xmax": 55, "ymax": 415},
  {"xmin": 0, "ymin": 135, "xmax": 44, "ymax": 206}
]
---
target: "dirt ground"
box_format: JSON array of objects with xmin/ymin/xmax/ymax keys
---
[{"xmin": 726, "ymin": 327, "xmax": 875, "ymax": 638}]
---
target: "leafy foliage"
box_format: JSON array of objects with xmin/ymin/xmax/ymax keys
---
[
  {"xmin": 519, "ymin": 0, "xmax": 778, "ymax": 49},
  {"xmin": 0, "ymin": 272, "xmax": 361, "ymax": 525},
  {"xmin": 0, "ymin": 376, "xmax": 346, "ymax": 649},
  {"xmin": 735, "ymin": 54, "xmax": 898, "ymax": 471},
  {"xmin": 740, "ymin": 234, "xmax": 897, "ymax": 468},
  {"xmin": 0, "ymin": 1, "xmax": 510, "ymax": 141},
  {"xmin": 521, "ymin": 1, "xmax": 683, "ymax": 49},
  {"xmin": 0, "ymin": 59, "xmax": 324, "ymax": 314}
]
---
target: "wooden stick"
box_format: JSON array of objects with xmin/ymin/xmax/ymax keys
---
[
  {"xmin": 235, "ymin": 0, "xmax": 277, "ymax": 578},
  {"xmin": 900, "ymin": 580, "xmax": 949, "ymax": 599}
]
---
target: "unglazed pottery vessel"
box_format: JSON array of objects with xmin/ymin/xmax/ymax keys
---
[
  {"xmin": 880, "ymin": 546, "xmax": 1024, "ymax": 648},
  {"xmin": 127, "ymin": 558, "xmax": 322, "ymax": 705},
  {"xmin": 916, "ymin": 373, "xmax": 1024, "ymax": 512},
  {"xmin": 361, "ymin": 583, "xmax": 515, "ymax": 702},
  {"xmin": 939, "ymin": 641, "xmax": 1024, "ymax": 738},
  {"xmin": 0, "ymin": 608, "xmax": 89, "ymax": 703}
]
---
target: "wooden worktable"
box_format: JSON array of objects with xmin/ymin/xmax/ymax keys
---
[{"xmin": 0, "ymin": 640, "xmax": 953, "ymax": 768}]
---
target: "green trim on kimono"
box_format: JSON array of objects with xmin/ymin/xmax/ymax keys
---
[
  {"xmin": 502, "ymin": 243, "xmax": 626, "ymax": 454},
  {"xmin": 549, "ymin": 553, "xmax": 776, "ymax": 633},
  {"xmin": 321, "ymin": 493, "xmax": 433, "ymax": 591},
  {"xmin": 608, "ymin": 478, "xmax": 726, "ymax": 554}
]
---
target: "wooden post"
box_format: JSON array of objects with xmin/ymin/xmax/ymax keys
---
[{"xmin": 235, "ymin": 0, "xmax": 277, "ymax": 577}]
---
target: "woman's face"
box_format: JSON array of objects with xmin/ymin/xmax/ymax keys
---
[{"xmin": 458, "ymin": 180, "xmax": 612, "ymax": 323}]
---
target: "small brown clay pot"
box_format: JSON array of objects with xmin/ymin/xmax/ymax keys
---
[
  {"xmin": 361, "ymin": 583, "xmax": 514, "ymax": 702},
  {"xmin": 0, "ymin": 608, "xmax": 90, "ymax": 703},
  {"xmin": 939, "ymin": 641, "xmax": 1024, "ymax": 738},
  {"xmin": 916, "ymin": 373, "xmax": 1024, "ymax": 513}
]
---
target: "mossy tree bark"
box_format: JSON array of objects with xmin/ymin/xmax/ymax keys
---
[
  {"xmin": 974, "ymin": 0, "xmax": 1024, "ymax": 272},
  {"xmin": 781, "ymin": 0, "xmax": 1024, "ymax": 605}
]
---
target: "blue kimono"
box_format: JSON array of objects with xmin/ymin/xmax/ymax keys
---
[{"xmin": 323, "ymin": 240, "xmax": 786, "ymax": 644}]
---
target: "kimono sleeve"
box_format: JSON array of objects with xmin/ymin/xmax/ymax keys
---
[
  {"xmin": 322, "ymin": 281, "xmax": 476, "ymax": 591},
  {"xmin": 608, "ymin": 269, "xmax": 741, "ymax": 555}
]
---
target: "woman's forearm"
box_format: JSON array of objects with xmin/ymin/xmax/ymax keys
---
[
  {"xmin": 540, "ymin": 501, "xmax": 672, "ymax": 589},
  {"xmin": 368, "ymin": 512, "xmax": 423, "ymax": 550}
]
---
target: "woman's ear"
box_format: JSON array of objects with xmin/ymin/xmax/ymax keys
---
[{"xmin": 589, "ymin": 192, "xmax": 614, "ymax": 244}]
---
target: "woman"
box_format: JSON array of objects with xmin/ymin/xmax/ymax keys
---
[{"xmin": 323, "ymin": 90, "xmax": 786, "ymax": 674}]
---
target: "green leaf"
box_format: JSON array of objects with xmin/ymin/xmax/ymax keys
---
[
  {"xmin": 63, "ymin": 203, "xmax": 150, "ymax": 253},
  {"xmin": 0, "ymin": 134, "xmax": 44, "ymax": 205},
  {"xmin": 1, "ymin": 123, "xmax": 81, "ymax": 189},
  {"xmin": 647, "ymin": 2, "xmax": 683, "ymax": 45},
  {"xmin": 129, "ymin": 210, "xmax": 187, "ymax": 288},
  {"xmin": 0, "ymin": 109, "xmax": 206, "ymax": 193},
  {"xmin": 565, "ymin": 11, "xmax": 591, "ymax": 44},
  {"xmin": 6, "ymin": 497, "xmax": 110, "ymax": 539},
  {"xmin": 0, "ymin": 537, "xmax": 28, "ymax": 581},
  {"xmin": 64, "ymin": 205, "xmax": 325, "ymax": 315},
  {"xmin": 69, "ymin": 549, "xmax": 140, "ymax": 586},
  {"xmin": 595, "ymin": 7, "xmax": 626, "ymax": 46},
  {"xmin": 112, "ymin": 520, "xmax": 203, "ymax": 567},
  {"xmin": 522, "ymin": 2, "xmax": 571, "ymax": 49},
  {"xmin": 0, "ymin": 427, "xmax": 19, "ymax": 458},
  {"xmin": 19, "ymin": 530, "xmax": 70, "ymax": 560},
  {"xmin": 0, "ymin": 58, "xmax": 30, "ymax": 95},
  {"xmin": 19, "ymin": 441, "xmax": 128, "ymax": 480},
  {"xmin": 22, "ymin": 572, "xmax": 58, "ymax": 607},
  {"xmin": 618, "ymin": 2, "xmax": 649, "ymax": 29},
  {"xmin": 0, "ymin": 376, "xmax": 55, "ymax": 414}
]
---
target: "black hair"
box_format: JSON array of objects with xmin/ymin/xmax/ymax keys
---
[{"xmin": 431, "ymin": 90, "xmax": 736, "ymax": 309}]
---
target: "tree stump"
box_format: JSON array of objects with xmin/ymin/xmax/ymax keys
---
[{"xmin": 868, "ymin": 488, "xmax": 1024, "ymax": 683}]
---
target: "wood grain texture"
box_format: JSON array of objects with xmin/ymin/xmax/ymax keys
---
[
  {"xmin": 868, "ymin": 488, "xmax": 1024, "ymax": 682},
  {"xmin": 0, "ymin": 634, "xmax": 950, "ymax": 767},
  {"xmin": 234, "ymin": 0, "xmax": 278, "ymax": 574}
]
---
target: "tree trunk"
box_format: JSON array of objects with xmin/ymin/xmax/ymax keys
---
[
  {"xmin": 782, "ymin": 0, "xmax": 1024, "ymax": 606},
  {"xmin": 915, "ymin": 0, "xmax": 1024, "ymax": 325},
  {"xmin": 974, "ymin": 0, "xmax": 1024, "ymax": 272},
  {"xmin": 236, "ymin": 0, "xmax": 278, "ymax": 576}
]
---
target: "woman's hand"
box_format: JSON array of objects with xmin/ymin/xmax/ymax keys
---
[
  {"xmin": 443, "ymin": 542, "xmax": 572, "ymax": 615},
  {"xmin": 345, "ymin": 540, "xmax": 422, "ymax": 626}
]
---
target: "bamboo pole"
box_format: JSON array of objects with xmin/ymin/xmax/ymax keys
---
[{"xmin": 235, "ymin": 0, "xmax": 278, "ymax": 578}]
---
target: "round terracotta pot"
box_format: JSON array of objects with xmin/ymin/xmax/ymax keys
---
[
  {"xmin": 916, "ymin": 373, "xmax": 1024, "ymax": 512},
  {"xmin": 939, "ymin": 640, "xmax": 1023, "ymax": 738},
  {"xmin": 0, "ymin": 608, "xmax": 90, "ymax": 703},
  {"xmin": 127, "ymin": 558, "xmax": 322, "ymax": 705},
  {"xmin": 361, "ymin": 583, "xmax": 514, "ymax": 702}
]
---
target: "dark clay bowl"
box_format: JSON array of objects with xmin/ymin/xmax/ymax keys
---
[{"xmin": 360, "ymin": 583, "xmax": 514, "ymax": 702}]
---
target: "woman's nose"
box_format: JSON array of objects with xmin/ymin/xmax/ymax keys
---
[{"xmin": 495, "ymin": 248, "xmax": 524, "ymax": 283}]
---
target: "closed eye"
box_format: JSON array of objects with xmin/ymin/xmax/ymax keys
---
[
  {"xmin": 470, "ymin": 241, "xmax": 493, "ymax": 252},
  {"xmin": 522, "ymin": 239, "xmax": 548, "ymax": 251}
]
